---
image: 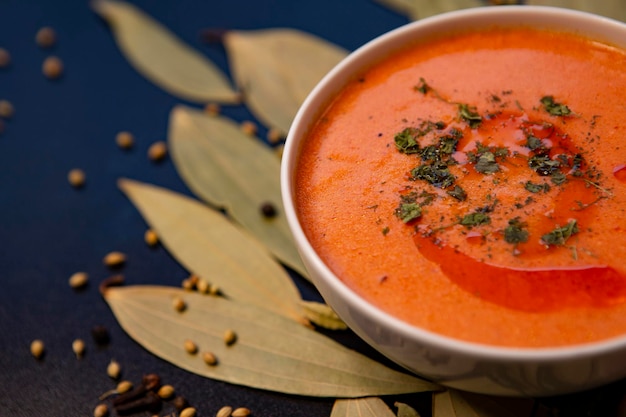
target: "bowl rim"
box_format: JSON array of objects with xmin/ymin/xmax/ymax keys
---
[{"xmin": 281, "ymin": 5, "xmax": 626, "ymax": 361}]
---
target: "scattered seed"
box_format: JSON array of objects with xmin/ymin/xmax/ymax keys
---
[
  {"xmin": 202, "ymin": 351, "xmax": 218, "ymax": 366},
  {"xmin": 103, "ymin": 251, "xmax": 126, "ymax": 268},
  {"xmin": 209, "ymin": 283, "xmax": 221, "ymax": 296},
  {"xmin": 260, "ymin": 202, "xmax": 277, "ymax": 218},
  {"xmin": 157, "ymin": 384, "xmax": 175, "ymax": 399},
  {"xmin": 232, "ymin": 407, "xmax": 251, "ymax": 417},
  {"xmin": 107, "ymin": 359, "xmax": 121, "ymax": 379},
  {"xmin": 239, "ymin": 120, "xmax": 258, "ymax": 136},
  {"xmin": 180, "ymin": 407, "xmax": 197, "ymax": 417},
  {"xmin": 117, "ymin": 380, "xmax": 133, "ymax": 394},
  {"xmin": 0, "ymin": 100, "xmax": 14, "ymax": 119},
  {"xmin": 36, "ymin": 27, "xmax": 57, "ymax": 48},
  {"xmin": 183, "ymin": 339, "xmax": 198, "ymax": 355},
  {"xmin": 42, "ymin": 56, "xmax": 63, "ymax": 79},
  {"xmin": 181, "ymin": 277, "xmax": 195, "ymax": 291},
  {"xmin": 147, "ymin": 141, "xmax": 167, "ymax": 162},
  {"xmin": 116, "ymin": 131, "xmax": 134, "ymax": 150},
  {"xmin": 91, "ymin": 325, "xmax": 111, "ymax": 345},
  {"xmin": 172, "ymin": 396, "xmax": 189, "ymax": 411},
  {"xmin": 115, "ymin": 391, "xmax": 161, "ymax": 415},
  {"xmin": 67, "ymin": 168, "xmax": 85, "ymax": 188},
  {"xmin": 93, "ymin": 403, "xmax": 109, "ymax": 417},
  {"xmin": 172, "ymin": 296, "xmax": 186, "ymax": 312},
  {"xmin": 0, "ymin": 48, "xmax": 10, "ymax": 68},
  {"xmin": 266, "ymin": 127, "xmax": 285, "ymax": 144},
  {"xmin": 30, "ymin": 339, "xmax": 45, "ymax": 359},
  {"xmin": 68, "ymin": 271, "xmax": 88, "ymax": 289},
  {"xmin": 197, "ymin": 279, "xmax": 211, "ymax": 294},
  {"xmin": 72, "ymin": 338, "xmax": 86, "ymax": 358},
  {"xmin": 217, "ymin": 406, "xmax": 233, "ymax": 417},
  {"xmin": 144, "ymin": 229, "xmax": 158, "ymax": 247},
  {"xmin": 223, "ymin": 329, "xmax": 237, "ymax": 346},
  {"xmin": 204, "ymin": 102, "xmax": 221, "ymax": 115}
]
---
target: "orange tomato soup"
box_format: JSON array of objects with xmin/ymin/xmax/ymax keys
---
[{"xmin": 295, "ymin": 27, "xmax": 626, "ymax": 347}]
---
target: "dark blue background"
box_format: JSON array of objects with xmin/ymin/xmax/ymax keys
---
[{"xmin": 1, "ymin": 0, "xmax": 625, "ymax": 416}]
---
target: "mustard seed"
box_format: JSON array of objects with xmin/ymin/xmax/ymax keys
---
[
  {"xmin": 93, "ymin": 403, "xmax": 109, "ymax": 417},
  {"xmin": 147, "ymin": 141, "xmax": 167, "ymax": 162},
  {"xmin": 0, "ymin": 99, "xmax": 14, "ymax": 119},
  {"xmin": 103, "ymin": 251, "xmax": 126, "ymax": 268},
  {"xmin": 204, "ymin": 102, "xmax": 221, "ymax": 115},
  {"xmin": 0, "ymin": 48, "xmax": 10, "ymax": 68},
  {"xmin": 68, "ymin": 271, "xmax": 88, "ymax": 289},
  {"xmin": 30, "ymin": 339, "xmax": 45, "ymax": 359},
  {"xmin": 183, "ymin": 339, "xmax": 198, "ymax": 354},
  {"xmin": 72, "ymin": 338, "xmax": 86, "ymax": 358},
  {"xmin": 144, "ymin": 229, "xmax": 158, "ymax": 247},
  {"xmin": 217, "ymin": 406, "xmax": 233, "ymax": 417},
  {"xmin": 157, "ymin": 384, "xmax": 175, "ymax": 399},
  {"xmin": 107, "ymin": 359, "xmax": 121, "ymax": 379},
  {"xmin": 223, "ymin": 329, "xmax": 237, "ymax": 346},
  {"xmin": 180, "ymin": 407, "xmax": 197, "ymax": 417},
  {"xmin": 67, "ymin": 168, "xmax": 86, "ymax": 188},
  {"xmin": 202, "ymin": 350, "xmax": 218, "ymax": 366},
  {"xmin": 42, "ymin": 56, "xmax": 63, "ymax": 79},
  {"xmin": 232, "ymin": 407, "xmax": 251, "ymax": 417},
  {"xmin": 36, "ymin": 27, "xmax": 57, "ymax": 48},
  {"xmin": 115, "ymin": 131, "xmax": 134, "ymax": 150},
  {"xmin": 172, "ymin": 296, "xmax": 186, "ymax": 312},
  {"xmin": 239, "ymin": 120, "xmax": 258, "ymax": 136}
]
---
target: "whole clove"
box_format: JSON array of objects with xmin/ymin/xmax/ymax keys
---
[
  {"xmin": 114, "ymin": 391, "xmax": 161, "ymax": 416},
  {"xmin": 112, "ymin": 373, "xmax": 161, "ymax": 407}
]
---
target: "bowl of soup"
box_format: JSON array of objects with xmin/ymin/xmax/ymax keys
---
[{"xmin": 281, "ymin": 5, "xmax": 626, "ymax": 396}]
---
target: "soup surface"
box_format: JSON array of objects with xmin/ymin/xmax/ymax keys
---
[{"xmin": 295, "ymin": 26, "xmax": 626, "ymax": 347}]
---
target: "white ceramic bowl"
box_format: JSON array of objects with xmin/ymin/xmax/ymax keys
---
[{"xmin": 281, "ymin": 6, "xmax": 626, "ymax": 397}]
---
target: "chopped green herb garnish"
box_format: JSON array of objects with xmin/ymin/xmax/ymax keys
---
[
  {"xmin": 382, "ymin": 226, "xmax": 390, "ymax": 235},
  {"xmin": 458, "ymin": 103, "xmax": 482, "ymax": 128},
  {"xmin": 541, "ymin": 220, "xmax": 579, "ymax": 246},
  {"xmin": 414, "ymin": 77, "xmax": 431, "ymax": 95},
  {"xmin": 529, "ymin": 154, "xmax": 561, "ymax": 176},
  {"xmin": 395, "ymin": 203, "xmax": 422, "ymax": 223},
  {"xmin": 475, "ymin": 152, "xmax": 499, "ymax": 174},
  {"xmin": 394, "ymin": 128, "xmax": 421, "ymax": 154},
  {"xmin": 446, "ymin": 185, "xmax": 467, "ymax": 201},
  {"xmin": 524, "ymin": 181, "xmax": 550, "ymax": 193},
  {"xmin": 439, "ymin": 136, "xmax": 459, "ymax": 154},
  {"xmin": 504, "ymin": 218, "xmax": 529, "ymax": 244},
  {"xmin": 525, "ymin": 135, "xmax": 544, "ymax": 150},
  {"xmin": 460, "ymin": 212, "xmax": 491, "ymax": 228},
  {"xmin": 540, "ymin": 95, "xmax": 572, "ymax": 116},
  {"xmin": 551, "ymin": 171, "xmax": 567, "ymax": 185},
  {"xmin": 410, "ymin": 163, "xmax": 455, "ymax": 188}
]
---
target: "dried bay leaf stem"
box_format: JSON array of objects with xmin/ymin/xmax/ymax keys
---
[
  {"xmin": 117, "ymin": 178, "xmax": 305, "ymax": 323},
  {"xmin": 168, "ymin": 106, "xmax": 309, "ymax": 280},
  {"xmin": 91, "ymin": 0, "xmax": 239, "ymax": 104},
  {"xmin": 331, "ymin": 397, "xmax": 397, "ymax": 417},
  {"xmin": 104, "ymin": 285, "xmax": 438, "ymax": 397}
]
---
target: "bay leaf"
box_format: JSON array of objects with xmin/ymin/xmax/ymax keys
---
[
  {"xmin": 374, "ymin": 0, "xmax": 485, "ymax": 20},
  {"xmin": 331, "ymin": 397, "xmax": 396, "ymax": 417},
  {"xmin": 117, "ymin": 178, "xmax": 304, "ymax": 323},
  {"xmin": 223, "ymin": 28, "xmax": 348, "ymax": 134},
  {"xmin": 432, "ymin": 390, "xmax": 534, "ymax": 417},
  {"xmin": 395, "ymin": 401, "xmax": 421, "ymax": 417},
  {"xmin": 526, "ymin": 0, "xmax": 626, "ymax": 22},
  {"xmin": 105, "ymin": 285, "xmax": 439, "ymax": 397},
  {"xmin": 92, "ymin": 0, "xmax": 239, "ymax": 103},
  {"xmin": 168, "ymin": 105, "xmax": 309, "ymax": 279},
  {"xmin": 300, "ymin": 300, "xmax": 348, "ymax": 330}
]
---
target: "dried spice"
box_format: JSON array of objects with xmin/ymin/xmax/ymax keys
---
[
  {"xmin": 240, "ymin": 120, "xmax": 258, "ymax": 136},
  {"xmin": 180, "ymin": 407, "xmax": 197, "ymax": 417},
  {"xmin": 67, "ymin": 168, "xmax": 86, "ymax": 188},
  {"xmin": 217, "ymin": 406, "xmax": 233, "ymax": 417},
  {"xmin": 116, "ymin": 131, "xmax": 134, "ymax": 149},
  {"xmin": 0, "ymin": 100, "xmax": 14, "ymax": 119},
  {"xmin": 92, "ymin": 325, "xmax": 111, "ymax": 345},
  {"xmin": 72, "ymin": 338, "xmax": 86, "ymax": 358},
  {"xmin": 42, "ymin": 56, "xmax": 64, "ymax": 79},
  {"xmin": 103, "ymin": 251, "xmax": 126, "ymax": 268},
  {"xmin": 184, "ymin": 339, "xmax": 198, "ymax": 354},
  {"xmin": 30, "ymin": 339, "xmax": 45, "ymax": 359},
  {"xmin": 172, "ymin": 296, "xmax": 186, "ymax": 312},
  {"xmin": 541, "ymin": 220, "xmax": 579, "ymax": 246},
  {"xmin": 36, "ymin": 27, "xmax": 57, "ymax": 48},
  {"xmin": 157, "ymin": 384, "xmax": 175, "ymax": 399},
  {"xmin": 223, "ymin": 329, "xmax": 237, "ymax": 346},
  {"xmin": 202, "ymin": 351, "xmax": 218, "ymax": 366},
  {"xmin": 144, "ymin": 229, "xmax": 159, "ymax": 247},
  {"xmin": 93, "ymin": 403, "xmax": 109, "ymax": 417},
  {"xmin": 148, "ymin": 141, "xmax": 167, "ymax": 162},
  {"xmin": 232, "ymin": 407, "xmax": 251, "ymax": 417},
  {"xmin": 107, "ymin": 359, "xmax": 121, "ymax": 379},
  {"xmin": 69, "ymin": 271, "xmax": 89, "ymax": 289},
  {"xmin": 0, "ymin": 48, "xmax": 11, "ymax": 68},
  {"xmin": 331, "ymin": 397, "xmax": 396, "ymax": 417}
]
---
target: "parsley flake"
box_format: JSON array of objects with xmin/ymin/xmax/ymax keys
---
[
  {"xmin": 395, "ymin": 203, "xmax": 422, "ymax": 223},
  {"xmin": 540, "ymin": 96, "xmax": 572, "ymax": 116},
  {"xmin": 504, "ymin": 218, "xmax": 529, "ymax": 244},
  {"xmin": 460, "ymin": 212, "xmax": 491, "ymax": 228},
  {"xmin": 541, "ymin": 220, "xmax": 579, "ymax": 246}
]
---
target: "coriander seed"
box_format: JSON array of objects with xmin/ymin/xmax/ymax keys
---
[
  {"xmin": 180, "ymin": 407, "xmax": 197, "ymax": 417},
  {"xmin": 0, "ymin": 99, "xmax": 14, "ymax": 119},
  {"xmin": 183, "ymin": 339, "xmax": 198, "ymax": 354},
  {"xmin": 67, "ymin": 168, "xmax": 86, "ymax": 188},
  {"xmin": 72, "ymin": 338, "xmax": 85, "ymax": 358},
  {"xmin": 103, "ymin": 251, "xmax": 126, "ymax": 268},
  {"xmin": 172, "ymin": 296, "xmax": 186, "ymax": 312},
  {"xmin": 172, "ymin": 396, "xmax": 189, "ymax": 411},
  {"xmin": 223, "ymin": 329, "xmax": 237, "ymax": 346},
  {"xmin": 68, "ymin": 271, "xmax": 88, "ymax": 289},
  {"xmin": 240, "ymin": 120, "xmax": 258, "ymax": 136},
  {"xmin": 117, "ymin": 380, "xmax": 133, "ymax": 393},
  {"xmin": 204, "ymin": 102, "xmax": 221, "ymax": 115},
  {"xmin": 157, "ymin": 384, "xmax": 175, "ymax": 399},
  {"xmin": 115, "ymin": 131, "xmax": 134, "ymax": 149},
  {"xmin": 144, "ymin": 229, "xmax": 158, "ymax": 247},
  {"xmin": 266, "ymin": 127, "xmax": 285, "ymax": 144},
  {"xmin": 93, "ymin": 403, "xmax": 109, "ymax": 417},
  {"xmin": 196, "ymin": 278, "xmax": 209, "ymax": 294},
  {"xmin": 107, "ymin": 359, "xmax": 121, "ymax": 379},
  {"xmin": 147, "ymin": 141, "xmax": 167, "ymax": 162},
  {"xmin": 36, "ymin": 27, "xmax": 57, "ymax": 48},
  {"xmin": 217, "ymin": 406, "xmax": 233, "ymax": 417},
  {"xmin": 42, "ymin": 56, "xmax": 63, "ymax": 79},
  {"xmin": 202, "ymin": 350, "xmax": 218, "ymax": 366},
  {"xmin": 209, "ymin": 283, "xmax": 221, "ymax": 296},
  {"xmin": 232, "ymin": 407, "xmax": 251, "ymax": 417},
  {"xmin": 30, "ymin": 339, "xmax": 45, "ymax": 359},
  {"xmin": 0, "ymin": 48, "xmax": 10, "ymax": 68}
]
